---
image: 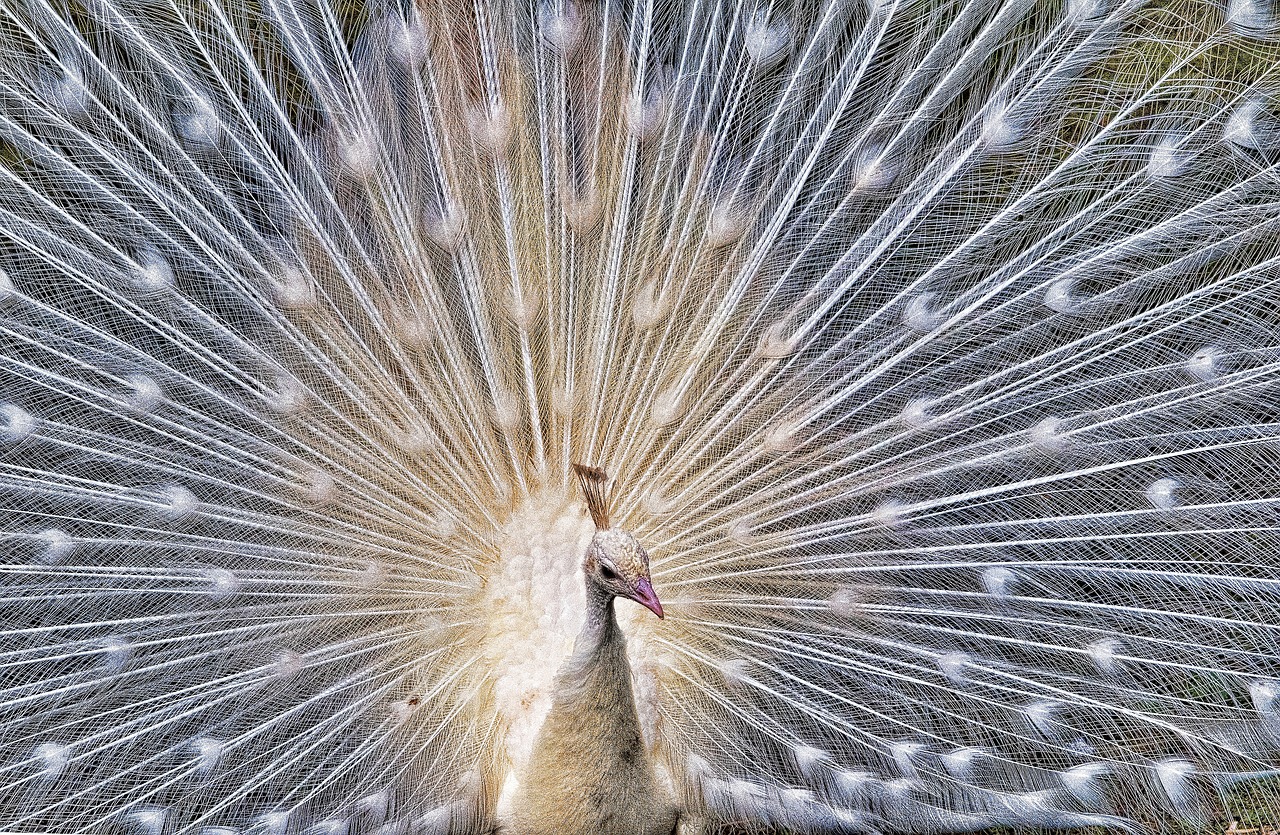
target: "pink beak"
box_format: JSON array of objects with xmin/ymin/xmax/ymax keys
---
[{"xmin": 631, "ymin": 577, "xmax": 664, "ymax": 619}]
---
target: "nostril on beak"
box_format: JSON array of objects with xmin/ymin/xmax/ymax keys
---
[{"xmin": 632, "ymin": 576, "xmax": 664, "ymax": 619}]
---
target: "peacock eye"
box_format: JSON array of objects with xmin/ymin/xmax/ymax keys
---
[{"xmin": 599, "ymin": 563, "xmax": 619, "ymax": 581}]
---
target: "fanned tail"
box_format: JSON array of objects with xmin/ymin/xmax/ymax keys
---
[{"xmin": 0, "ymin": 0, "xmax": 1278, "ymax": 833}]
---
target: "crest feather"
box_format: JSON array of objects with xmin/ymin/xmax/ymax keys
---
[{"xmin": 572, "ymin": 463, "xmax": 611, "ymax": 530}]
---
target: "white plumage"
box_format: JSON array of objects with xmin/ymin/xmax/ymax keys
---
[{"xmin": 1, "ymin": 0, "xmax": 1279, "ymax": 832}]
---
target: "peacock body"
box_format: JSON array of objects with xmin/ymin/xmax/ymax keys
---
[{"xmin": 2, "ymin": 0, "xmax": 1280, "ymax": 832}]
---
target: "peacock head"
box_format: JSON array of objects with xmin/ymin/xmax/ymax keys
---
[
  {"xmin": 573, "ymin": 463, "xmax": 664, "ymax": 619},
  {"xmin": 584, "ymin": 528, "xmax": 663, "ymax": 619}
]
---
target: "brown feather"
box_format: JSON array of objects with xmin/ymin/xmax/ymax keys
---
[{"xmin": 572, "ymin": 463, "xmax": 611, "ymax": 530}]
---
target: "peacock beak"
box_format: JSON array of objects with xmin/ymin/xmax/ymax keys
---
[{"xmin": 631, "ymin": 577, "xmax": 664, "ymax": 619}]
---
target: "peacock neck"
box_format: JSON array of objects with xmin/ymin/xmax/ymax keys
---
[
  {"xmin": 510, "ymin": 575, "xmax": 675, "ymax": 835},
  {"xmin": 575, "ymin": 581, "xmax": 620, "ymax": 659}
]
